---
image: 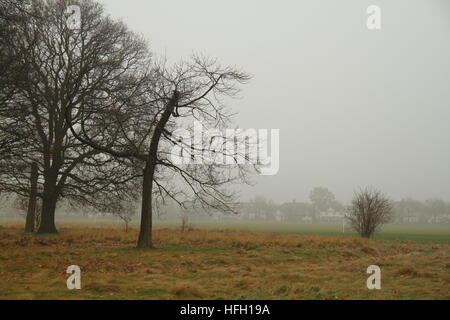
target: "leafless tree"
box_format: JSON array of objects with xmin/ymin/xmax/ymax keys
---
[
  {"xmin": 67, "ymin": 54, "xmax": 255, "ymax": 248},
  {"xmin": 107, "ymin": 199, "xmax": 136, "ymax": 233},
  {"xmin": 346, "ymin": 187, "xmax": 393, "ymax": 238},
  {"xmin": 0, "ymin": 0, "xmax": 146, "ymax": 233},
  {"xmin": 177, "ymin": 201, "xmax": 196, "ymax": 232}
]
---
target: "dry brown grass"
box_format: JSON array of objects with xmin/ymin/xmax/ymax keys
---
[
  {"xmin": 169, "ymin": 282, "xmax": 205, "ymax": 297},
  {"xmin": 0, "ymin": 223, "xmax": 448, "ymax": 300}
]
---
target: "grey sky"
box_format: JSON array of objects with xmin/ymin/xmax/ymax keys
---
[{"xmin": 97, "ymin": 0, "xmax": 450, "ymax": 203}]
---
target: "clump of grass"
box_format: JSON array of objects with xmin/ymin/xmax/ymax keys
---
[
  {"xmin": 87, "ymin": 282, "xmax": 122, "ymax": 293},
  {"xmin": 396, "ymin": 267, "xmax": 419, "ymax": 276},
  {"xmin": 360, "ymin": 246, "xmax": 379, "ymax": 256},
  {"xmin": 276, "ymin": 284, "xmax": 289, "ymax": 294},
  {"xmin": 169, "ymin": 282, "xmax": 204, "ymax": 298}
]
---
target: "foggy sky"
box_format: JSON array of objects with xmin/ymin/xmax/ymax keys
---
[{"xmin": 97, "ymin": 0, "xmax": 450, "ymax": 203}]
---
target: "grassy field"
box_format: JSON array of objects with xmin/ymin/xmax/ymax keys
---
[
  {"xmin": 0, "ymin": 223, "xmax": 449, "ymax": 300},
  {"xmin": 152, "ymin": 221, "xmax": 450, "ymax": 244}
]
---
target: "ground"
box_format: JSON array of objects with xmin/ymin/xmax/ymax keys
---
[{"xmin": 0, "ymin": 222, "xmax": 449, "ymax": 300}]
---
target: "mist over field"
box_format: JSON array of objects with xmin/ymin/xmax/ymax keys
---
[
  {"xmin": 0, "ymin": 0, "xmax": 449, "ymax": 303},
  {"xmin": 97, "ymin": 0, "xmax": 450, "ymax": 204}
]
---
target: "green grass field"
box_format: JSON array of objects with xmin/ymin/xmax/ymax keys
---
[
  {"xmin": 150, "ymin": 221, "xmax": 450, "ymax": 243},
  {"xmin": 3, "ymin": 215, "xmax": 449, "ymax": 243}
]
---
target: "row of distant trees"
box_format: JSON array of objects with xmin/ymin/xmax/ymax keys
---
[
  {"xmin": 244, "ymin": 187, "xmax": 343, "ymax": 221},
  {"xmin": 157, "ymin": 187, "xmax": 395, "ymax": 238},
  {"xmin": 244, "ymin": 188, "xmax": 450, "ymax": 223},
  {"xmin": 242, "ymin": 187, "xmax": 347, "ymax": 221},
  {"xmin": 392, "ymin": 198, "xmax": 450, "ymax": 223},
  {"xmin": 244, "ymin": 187, "xmax": 450, "ymax": 238}
]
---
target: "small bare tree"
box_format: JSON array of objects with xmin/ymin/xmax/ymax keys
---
[
  {"xmin": 346, "ymin": 188, "xmax": 393, "ymax": 238},
  {"xmin": 178, "ymin": 201, "xmax": 195, "ymax": 232},
  {"xmin": 180, "ymin": 214, "xmax": 190, "ymax": 233},
  {"xmin": 114, "ymin": 201, "xmax": 137, "ymax": 233}
]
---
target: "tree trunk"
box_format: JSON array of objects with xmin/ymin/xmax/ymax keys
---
[
  {"xmin": 137, "ymin": 163, "xmax": 154, "ymax": 248},
  {"xmin": 25, "ymin": 163, "xmax": 38, "ymax": 233},
  {"xmin": 37, "ymin": 172, "xmax": 58, "ymax": 234},
  {"xmin": 38, "ymin": 196, "xmax": 57, "ymax": 233},
  {"xmin": 136, "ymin": 91, "xmax": 179, "ymax": 248}
]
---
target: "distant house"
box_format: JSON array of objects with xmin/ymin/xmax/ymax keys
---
[
  {"xmin": 427, "ymin": 216, "xmax": 449, "ymax": 224},
  {"xmin": 402, "ymin": 216, "xmax": 419, "ymax": 223},
  {"xmin": 275, "ymin": 210, "xmax": 285, "ymax": 222},
  {"xmin": 301, "ymin": 216, "xmax": 313, "ymax": 223},
  {"xmin": 319, "ymin": 208, "xmax": 344, "ymax": 221},
  {"xmin": 235, "ymin": 201, "xmax": 275, "ymax": 221},
  {"xmin": 279, "ymin": 201, "xmax": 315, "ymax": 222},
  {"xmin": 446, "ymin": 215, "xmax": 450, "ymax": 224}
]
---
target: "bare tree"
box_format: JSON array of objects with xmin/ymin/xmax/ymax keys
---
[
  {"xmin": 346, "ymin": 188, "xmax": 393, "ymax": 238},
  {"xmin": 178, "ymin": 201, "xmax": 195, "ymax": 232},
  {"xmin": 109, "ymin": 200, "xmax": 136, "ymax": 233},
  {"xmin": 90, "ymin": 174, "xmax": 142, "ymax": 234},
  {"xmin": 67, "ymin": 55, "xmax": 254, "ymax": 248},
  {"xmin": 1, "ymin": 0, "xmax": 146, "ymax": 233}
]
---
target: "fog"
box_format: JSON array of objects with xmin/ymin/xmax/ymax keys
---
[{"xmin": 97, "ymin": 0, "xmax": 450, "ymax": 203}]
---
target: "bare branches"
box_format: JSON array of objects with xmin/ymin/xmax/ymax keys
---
[
  {"xmin": 66, "ymin": 50, "xmax": 252, "ymax": 247},
  {"xmin": 2, "ymin": 0, "xmax": 253, "ymax": 244},
  {"xmin": 0, "ymin": 0, "xmax": 150, "ymax": 233},
  {"xmin": 346, "ymin": 187, "xmax": 393, "ymax": 238}
]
